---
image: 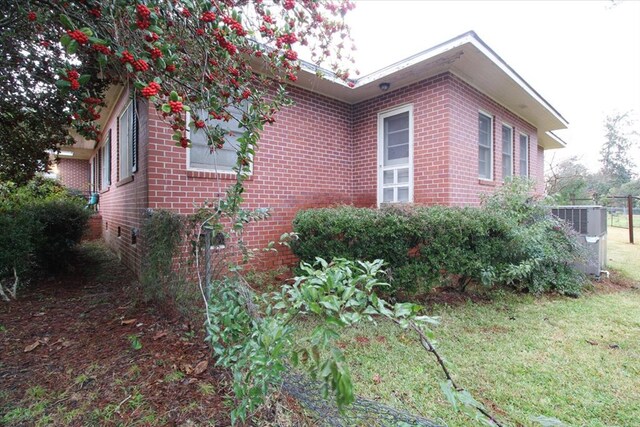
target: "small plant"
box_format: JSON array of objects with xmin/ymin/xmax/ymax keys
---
[
  {"xmin": 163, "ymin": 370, "xmax": 185, "ymax": 383},
  {"xmin": 127, "ymin": 335, "xmax": 142, "ymax": 351}
]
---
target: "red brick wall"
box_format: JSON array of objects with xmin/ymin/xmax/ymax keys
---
[
  {"xmin": 57, "ymin": 158, "xmax": 90, "ymax": 192},
  {"xmin": 147, "ymin": 85, "xmax": 353, "ymax": 267},
  {"xmin": 448, "ymin": 74, "xmax": 542, "ymax": 206},
  {"xmin": 90, "ymin": 88, "xmax": 149, "ymax": 275},
  {"xmin": 351, "ymin": 72, "xmax": 544, "ymax": 208},
  {"xmin": 94, "ymin": 74, "xmax": 547, "ymax": 272},
  {"xmin": 352, "ymin": 74, "xmax": 453, "ymax": 207}
]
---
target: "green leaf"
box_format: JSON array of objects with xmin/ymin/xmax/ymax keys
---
[
  {"xmin": 55, "ymin": 80, "xmax": 71, "ymax": 89},
  {"xmin": 440, "ymin": 380, "xmax": 458, "ymax": 412},
  {"xmin": 149, "ymin": 25, "xmax": 164, "ymax": 35},
  {"xmin": 78, "ymin": 75, "xmax": 91, "ymax": 85},
  {"xmin": 66, "ymin": 40, "xmax": 78, "ymax": 55},
  {"xmin": 170, "ymin": 91, "xmax": 179, "ymax": 101},
  {"xmin": 80, "ymin": 27, "xmax": 93, "ymax": 37},
  {"xmin": 60, "ymin": 34, "xmax": 71, "ymax": 47},
  {"xmin": 59, "ymin": 14, "xmax": 74, "ymax": 29},
  {"xmin": 161, "ymin": 104, "xmax": 171, "ymax": 113},
  {"xmin": 530, "ymin": 415, "xmax": 567, "ymax": 427}
]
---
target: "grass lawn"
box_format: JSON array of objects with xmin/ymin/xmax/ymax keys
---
[
  {"xmin": 607, "ymin": 226, "xmax": 640, "ymax": 281},
  {"xmin": 322, "ymin": 288, "xmax": 640, "ymax": 427}
]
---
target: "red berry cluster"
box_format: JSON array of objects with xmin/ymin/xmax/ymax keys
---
[
  {"xmin": 27, "ymin": 11, "xmax": 37, "ymax": 21},
  {"xmin": 145, "ymin": 33, "xmax": 159, "ymax": 42},
  {"xmin": 223, "ymin": 16, "xmax": 246, "ymax": 36},
  {"xmin": 89, "ymin": 8, "xmax": 101, "ymax": 18},
  {"xmin": 136, "ymin": 4, "xmax": 151, "ymax": 29},
  {"xmin": 133, "ymin": 59, "xmax": 149, "ymax": 71},
  {"xmin": 93, "ymin": 44, "xmax": 112, "ymax": 55},
  {"xmin": 67, "ymin": 30, "xmax": 89, "ymax": 45},
  {"xmin": 276, "ymin": 33, "xmax": 297, "ymax": 48},
  {"xmin": 65, "ymin": 70, "xmax": 81, "ymax": 90},
  {"xmin": 194, "ymin": 120, "xmax": 206, "ymax": 129},
  {"xmin": 179, "ymin": 137, "xmax": 189, "ymax": 148},
  {"xmin": 215, "ymin": 34, "xmax": 237, "ymax": 55},
  {"xmin": 149, "ymin": 47, "xmax": 163, "ymax": 60},
  {"xmin": 165, "ymin": 64, "xmax": 176, "ymax": 72},
  {"xmin": 241, "ymin": 89, "xmax": 251, "ymax": 99},
  {"xmin": 120, "ymin": 50, "xmax": 135, "ymax": 64},
  {"xmin": 141, "ymin": 81, "xmax": 161, "ymax": 98},
  {"xmin": 286, "ymin": 72, "xmax": 297, "ymax": 82},
  {"xmin": 201, "ymin": 11, "xmax": 216, "ymax": 22},
  {"xmin": 283, "ymin": 0, "xmax": 295, "ymax": 10},
  {"xmin": 181, "ymin": 9, "xmax": 191, "ymax": 17},
  {"xmin": 284, "ymin": 49, "xmax": 298, "ymax": 61},
  {"xmin": 84, "ymin": 97, "xmax": 102, "ymax": 104},
  {"xmin": 169, "ymin": 101, "xmax": 183, "ymax": 113}
]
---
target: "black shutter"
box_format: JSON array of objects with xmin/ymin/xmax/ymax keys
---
[
  {"xmin": 106, "ymin": 130, "xmax": 112, "ymax": 186},
  {"xmin": 131, "ymin": 96, "xmax": 138, "ymax": 173}
]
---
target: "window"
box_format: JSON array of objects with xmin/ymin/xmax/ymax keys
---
[
  {"xmin": 187, "ymin": 107, "xmax": 244, "ymax": 173},
  {"xmin": 478, "ymin": 112, "xmax": 493, "ymax": 180},
  {"xmin": 501, "ymin": 124, "xmax": 513, "ymax": 179},
  {"xmin": 101, "ymin": 130, "xmax": 111, "ymax": 189},
  {"xmin": 118, "ymin": 99, "xmax": 138, "ymax": 181},
  {"xmin": 378, "ymin": 105, "xmax": 413, "ymax": 204},
  {"xmin": 519, "ymin": 133, "xmax": 529, "ymax": 177}
]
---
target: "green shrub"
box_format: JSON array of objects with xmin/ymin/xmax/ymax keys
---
[
  {"xmin": 0, "ymin": 178, "xmax": 90, "ymax": 299},
  {"xmin": 29, "ymin": 199, "xmax": 91, "ymax": 273},
  {"xmin": 291, "ymin": 180, "xmax": 586, "ymax": 297},
  {"xmin": 140, "ymin": 209, "xmax": 202, "ymax": 319}
]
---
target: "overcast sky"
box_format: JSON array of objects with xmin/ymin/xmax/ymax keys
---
[{"xmin": 344, "ymin": 0, "xmax": 640, "ymax": 173}]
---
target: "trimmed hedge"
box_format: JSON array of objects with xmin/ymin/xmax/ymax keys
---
[{"xmin": 291, "ymin": 182, "xmax": 585, "ymax": 296}]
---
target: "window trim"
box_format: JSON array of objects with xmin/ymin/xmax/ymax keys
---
[
  {"xmin": 501, "ymin": 123, "xmax": 514, "ymax": 180},
  {"xmin": 519, "ymin": 133, "xmax": 530, "ymax": 177},
  {"xmin": 377, "ymin": 104, "xmax": 414, "ymax": 206},
  {"xmin": 118, "ymin": 99, "xmax": 138, "ymax": 182},
  {"xmin": 185, "ymin": 111, "xmax": 252, "ymax": 176},
  {"xmin": 100, "ymin": 130, "xmax": 112, "ymax": 190},
  {"xmin": 478, "ymin": 110, "xmax": 494, "ymax": 181}
]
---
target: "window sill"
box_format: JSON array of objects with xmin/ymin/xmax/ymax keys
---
[
  {"xmin": 478, "ymin": 179, "xmax": 496, "ymax": 187},
  {"xmin": 116, "ymin": 175, "xmax": 134, "ymax": 187},
  {"xmin": 99, "ymin": 187, "xmax": 110, "ymax": 194},
  {"xmin": 186, "ymin": 169, "xmax": 253, "ymax": 181}
]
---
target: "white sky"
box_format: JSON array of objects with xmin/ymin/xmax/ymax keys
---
[{"xmin": 344, "ymin": 0, "xmax": 640, "ymax": 173}]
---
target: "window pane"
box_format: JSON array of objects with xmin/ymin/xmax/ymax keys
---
[
  {"xmin": 385, "ymin": 112, "xmax": 409, "ymax": 133},
  {"xmin": 520, "ymin": 135, "xmax": 529, "ymax": 177},
  {"xmin": 478, "ymin": 114, "xmax": 492, "ymax": 148},
  {"xmin": 384, "ymin": 112, "xmax": 410, "ymax": 167},
  {"xmin": 397, "ymin": 168, "xmax": 409, "ymax": 183},
  {"xmin": 383, "ymin": 188, "xmax": 394, "ymax": 203},
  {"xmin": 188, "ymin": 108, "xmax": 244, "ymax": 171},
  {"xmin": 397, "ymin": 187, "xmax": 409, "ymax": 202},
  {"xmin": 387, "ymin": 144, "xmax": 409, "ymax": 162},
  {"xmin": 119, "ymin": 104, "xmax": 131, "ymax": 180},
  {"xmin": 383, "ymin": 170, "xmax": 394, "ymax": 184},
  {"xmin": 479, "ymin": 146, "xmax": 491, "ymax": 179}
]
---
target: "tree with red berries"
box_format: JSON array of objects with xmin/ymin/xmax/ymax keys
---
[{"xmin": 1, "ymin": 0, "xmax": 355, "ymax": 188}]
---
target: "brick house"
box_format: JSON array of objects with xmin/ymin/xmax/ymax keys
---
[{"xmin": 57, "ymin": 31, "xmax": 567, "ymax": 274}]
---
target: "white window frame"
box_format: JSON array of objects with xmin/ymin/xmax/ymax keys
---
[
  {"xmin": 100, "ymin": 130, "xmax": 111, "ymax": 190},
  {"xmin": 377, "ymin": 104, "xmax": 414, "ymax": 206},
  {"xmin": 519, "ymin": 133, "xmax": 529, "ymax": 177},
  {"xmin": 185, "ymin": 109, "xmax": 251, "ymax": 175},
  {"xmin": 501, "ymin": 123, "xmax": 513, "ymax": 180},
  {"xmin": 118, "ymin": 100, "xmax": 136, "ymax": 181},
  {"xmin": 478, "ymin": 111, "xmax": 494, "ymax": 180}
]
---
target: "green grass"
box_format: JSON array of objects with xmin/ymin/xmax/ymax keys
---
[
  {"xmin": 302, "ymin": 290, "xmax": 640, "ymax": 426},
  {"xmin": 608, "ymin": 213, "xmax": 640, "ymax": 229},
  {"xmin": 607, "ymin": 226, "xmax": 640, "ymax": 281}
]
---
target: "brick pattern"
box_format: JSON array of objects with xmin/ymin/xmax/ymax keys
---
[
  {"xmin": 93, "ymin": 75, "xmax": 548, "ymax": 272},
  {"xmin": 89, "ymin": 90, "xmax": 149, "ymax": 275},
  {"xmin": 57, "ymin": 158, "xmax": 90, "ymax": 192}
]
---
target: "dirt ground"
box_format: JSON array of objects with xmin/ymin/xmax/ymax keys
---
[{"xmin": 0, "ymin": 242, "xmax": 231, "ymax": 426}]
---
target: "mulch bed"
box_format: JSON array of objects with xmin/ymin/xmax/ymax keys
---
[{"xmin": 0, "ymin": 242, "xmax": 230, "ymax": 426}]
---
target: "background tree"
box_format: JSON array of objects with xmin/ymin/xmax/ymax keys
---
[
  {"xmin": 600, "ymin": 111, "xmax": 638, "ymax": 186},
  {"xmin": 0, "ymin": 4, "xmax": 108, "ymax": 184},
  {"xmin": 546, "ymin": 155, "xmax": 591, "ymax": 203},
  {"xmin": 1, "ymin": 0, "xmax": 355, "ymax": 187}
]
